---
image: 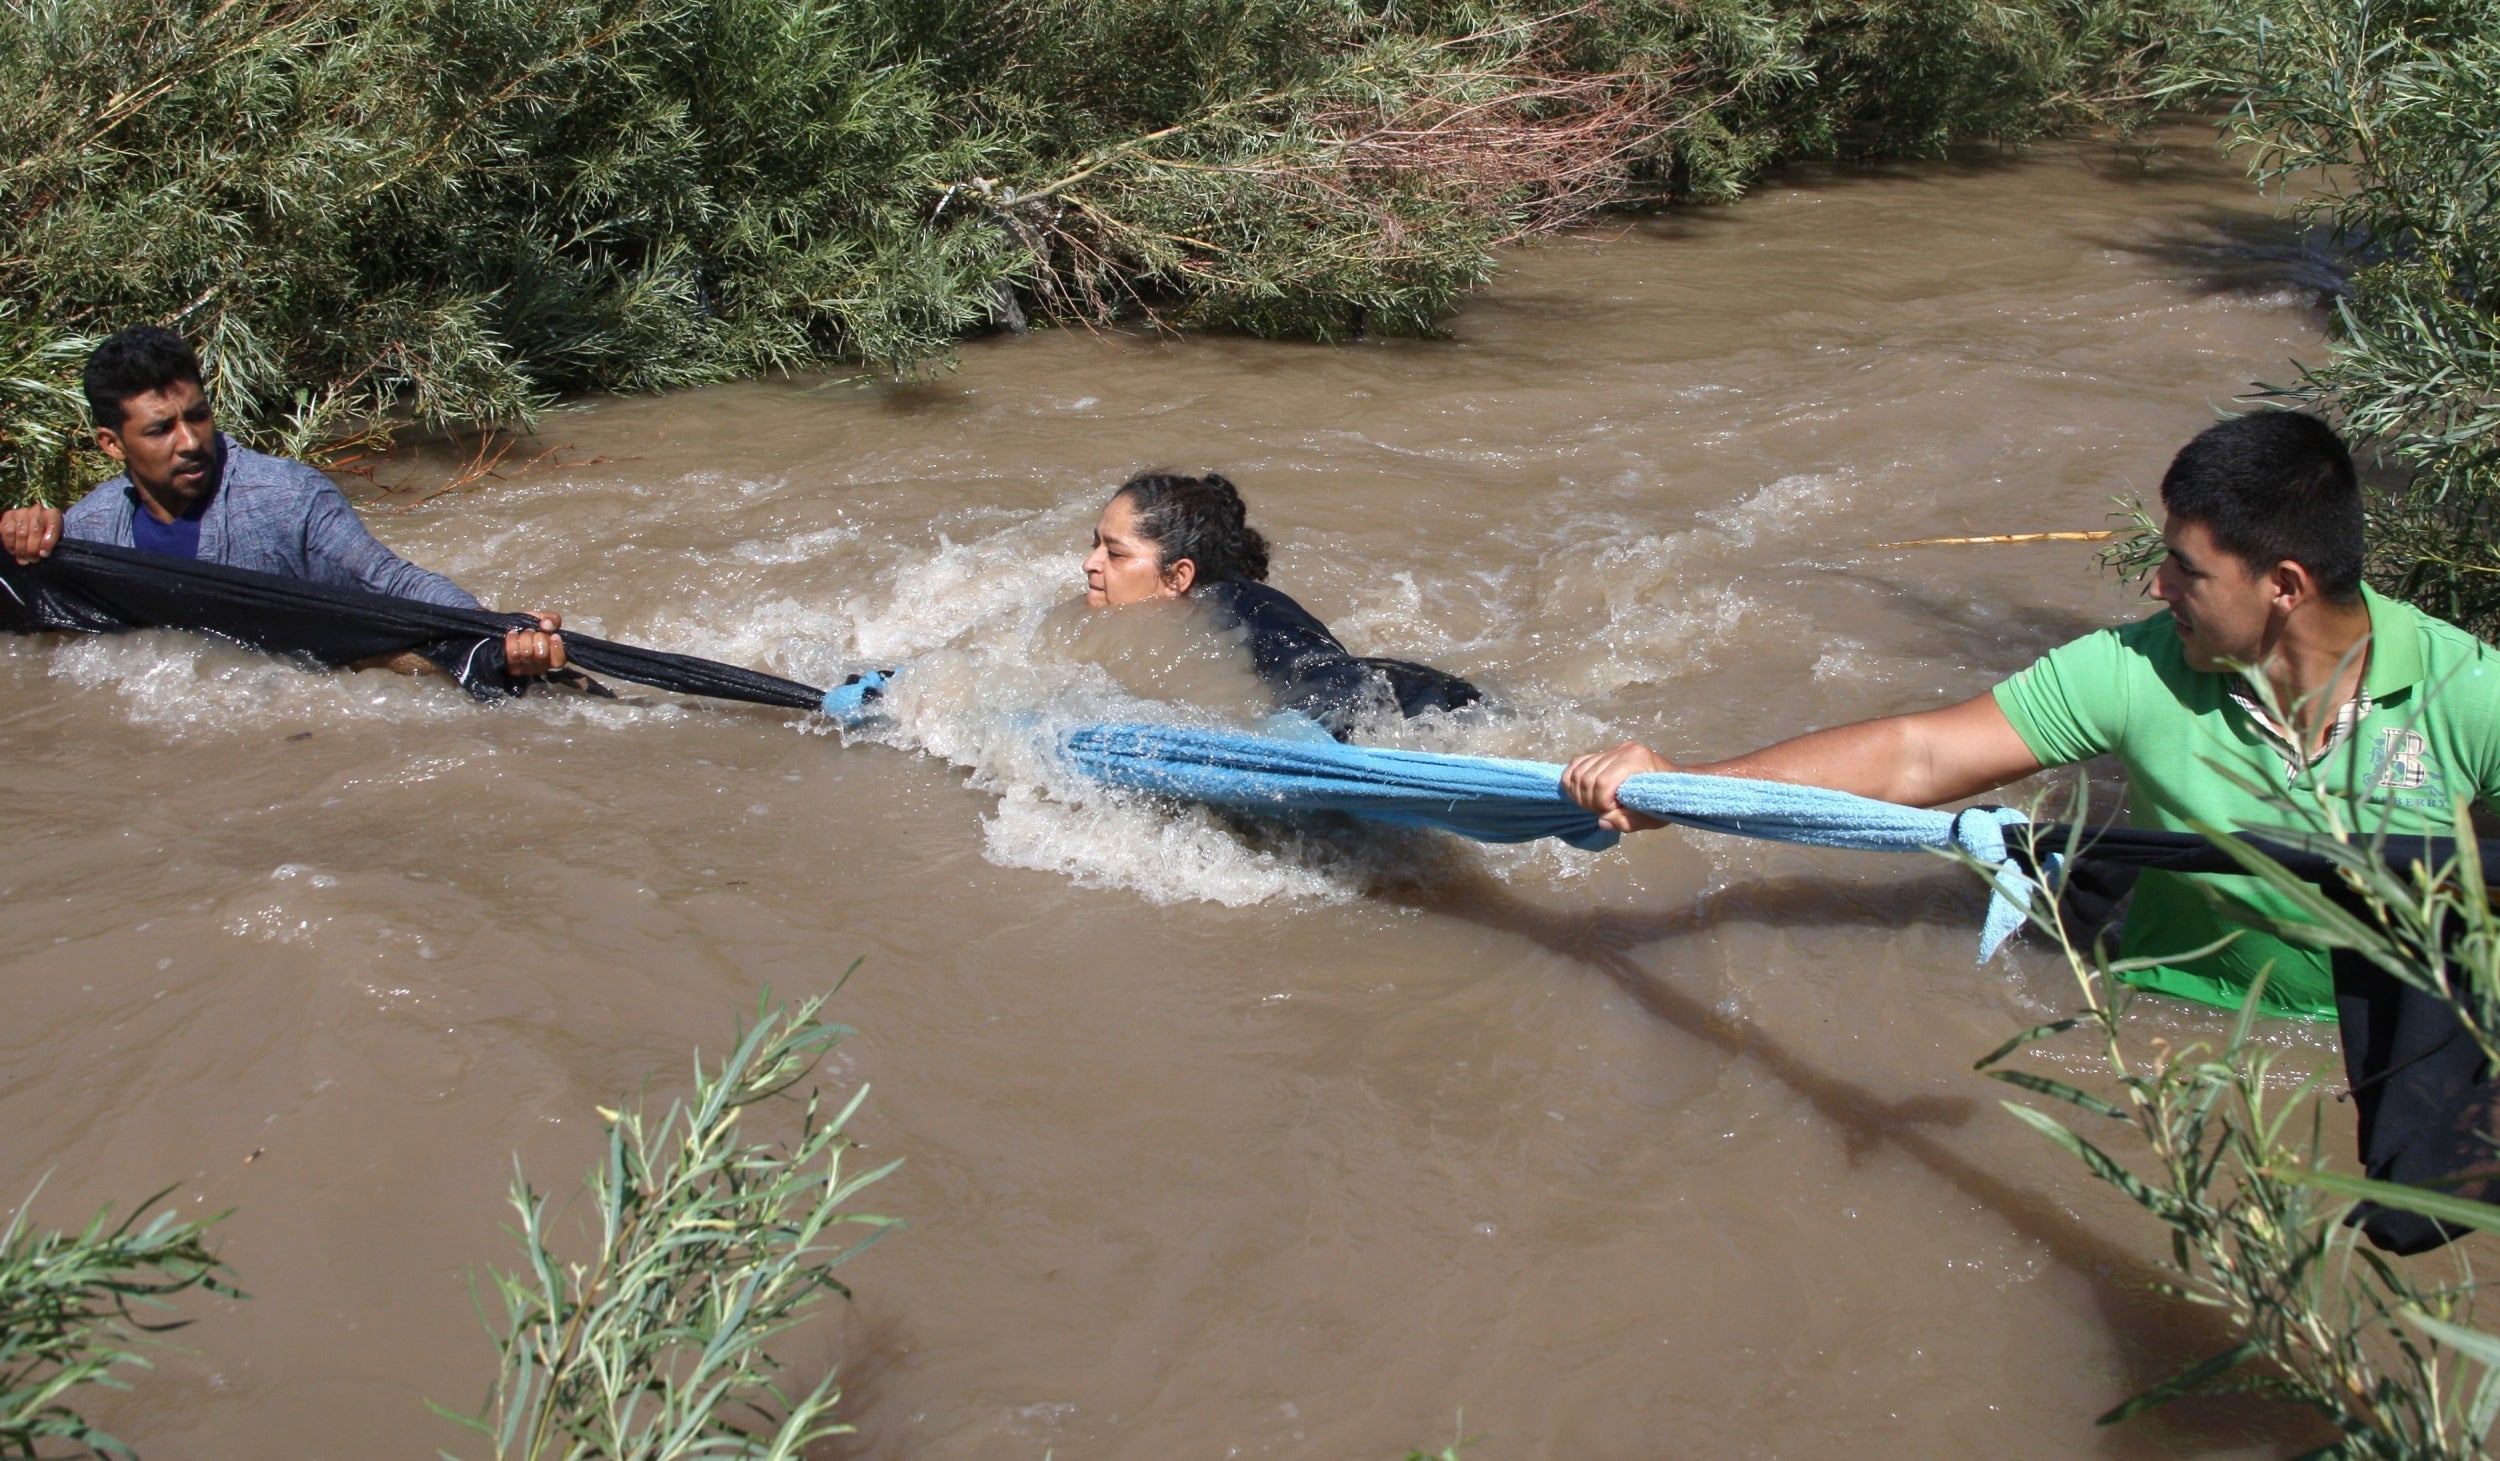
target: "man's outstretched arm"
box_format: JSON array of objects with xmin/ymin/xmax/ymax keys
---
[
  {"xmin": 1564, "ymin": 691, "xmax": 2045, "ymax": 833},
  {"xmin": 296, "ymin": 473, "xmax": 567, "ymax": 677}
]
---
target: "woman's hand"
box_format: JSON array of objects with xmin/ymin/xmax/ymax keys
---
[
  {"xmin": 1562, "ymin": 740, "xmax": 1678, "ymax": 833},
  {"xmin": 504, "ymin": 611, "xmax": 566, "ymax": 677}
]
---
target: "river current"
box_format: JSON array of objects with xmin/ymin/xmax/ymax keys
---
[{"xmin": 3, "ymin": 131, "xmax": 2355, "ymax": 1456}]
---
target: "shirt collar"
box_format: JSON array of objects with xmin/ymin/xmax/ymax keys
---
[
  {"xmin": 2221, "ymin": 587, "xmax": 2402, "ymax": 775},
  {"xmin": 2229, "ymin": 679, "xmax": 2372, "ymax": 778},
  {"xmin": 2360, "ymin": 582, "xmax": 2423, "ymax": 697}
]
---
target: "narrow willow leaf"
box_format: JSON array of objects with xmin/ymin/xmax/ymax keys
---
[
  {"xmin": 1973, "ymin": 1018, "xmax": 2081, "ymax": 1071},
  {"xmin": 2286, "ymin": 1167, "xmax": 2500, "ymax": 1235},
  {"xmin": 2096, "ymin": 1341, "xmax": 2265, "ymax": 1425},
  {"xmin": 2474, "ymin": 1352, "xmax": 2500, "ymax": 1440},
  {"xmin": 1985, "ymin": 1069, "xmax": 2126, "ymax": 1119},
  {"xmin": 2400, "ymin": 1308, "xmax": 2500, "ymax": 1373},
  {"xmin": 2001, "ymin": 1102, "xmax": 2170, "ymax": 1215}
]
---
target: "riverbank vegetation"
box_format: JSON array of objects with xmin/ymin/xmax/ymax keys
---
[
  {"xmin": 3, "ymin": 0, "xmax": 2491, "ymax": 641},
  {"xmin": 0, "ymin": 0, "xmax": 2205, "ymax": 502},
  {"xmin": 441, "ymin": 992, "xmax": 898, "ymax": 1461},
  {"xmin": 2168, "ymin": 0, "xmax": 2500, "ymax": 639},
  {"xmin": 0, "ymin": 995, "xmax": 889, "ymax": 1459}
]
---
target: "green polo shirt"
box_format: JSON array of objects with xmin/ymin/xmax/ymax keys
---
[{"xmin": 1991, "ymin": 586, "xmax": 2500, "ymax": 1018}]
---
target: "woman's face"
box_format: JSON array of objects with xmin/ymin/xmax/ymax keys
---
[{"xmin": 1084, "ymin": 493, "xmax": 1193, "ymax": 607}]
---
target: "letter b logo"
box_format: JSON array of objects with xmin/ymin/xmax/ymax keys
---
[{"xmin": 2375, "ymin": 727, "xmax": 2433, "ymax": 792}]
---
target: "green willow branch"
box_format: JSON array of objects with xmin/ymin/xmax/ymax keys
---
[
  {"xmin": 2164, "ymin": 0, "xmax": 2500, "ymax": 636},
  {"xmin": 0, "ymin": 1182, "xmax": 238, "ymax": 1460},
  {"xmin": 1970, "ymin": 769, "xmax": 2500, "ymax": 1456},
  {"xmin": 439, "ymin": 989, "xmax": 901, "ymax": 1461}
]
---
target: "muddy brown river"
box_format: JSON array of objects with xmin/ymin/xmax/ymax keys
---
[{"xmin": 4, "ymin": 131, "xmax": 2361, "ymax": 1457}]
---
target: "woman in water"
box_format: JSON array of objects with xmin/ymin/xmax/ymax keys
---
[{"xmin": 1083, "ymin": 471, "xmax": 1479, "ymax": 737}]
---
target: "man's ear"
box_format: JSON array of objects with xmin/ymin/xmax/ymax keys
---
[
  {"xmin": 2269, "ymin": 557, "xmax": 2314, "ymax": 610},
  {"xmin": 1163, "ymin": 557, "xmax": 1198, "ymax": 596},
  {"xmin": 93, "ymin": 426, "xmax": 126, "ymax": 464}
]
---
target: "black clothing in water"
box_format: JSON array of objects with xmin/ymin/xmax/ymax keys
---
[
  {"xmin": 0, "ymin": 538, "xmax": 826, "ymax": 709},
  {"xmin": 1198, "ymin": 577, "xmax": 1480, "ymax": 737},
  {"xmin": 2008, "ymin": 822, "xmax": 2500, "ymax": 1255}
]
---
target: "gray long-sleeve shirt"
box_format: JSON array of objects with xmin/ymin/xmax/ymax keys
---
[{"xmin": 63, "ymin": 435, "xmax": 478, "ymax": 608}]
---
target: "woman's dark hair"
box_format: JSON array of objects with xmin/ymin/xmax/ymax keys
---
[
  {"xmin": 1116, "ymin": 470, "xmax": 1270, "ymax": 585},
  {"xmin": 84, "ymin": 325, "xmax": 204, "ymax": 430},
  {"xmin": 2159, "ymin": 412, "xmax": 2363, "ymax": 600}
]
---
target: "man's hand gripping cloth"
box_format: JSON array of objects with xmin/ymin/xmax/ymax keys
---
[{"xmin": 1060, "ymin": 723, "xmax": 2055, "ymax": 958}]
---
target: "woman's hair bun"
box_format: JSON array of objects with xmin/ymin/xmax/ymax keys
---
[
  {"xmin": 1202, "ymin": 472, "xmax": 1250, "ymax": 527},
  {"xmin": 1116, "ymin": 470, "xmax": 1270, "ymax": 584}
]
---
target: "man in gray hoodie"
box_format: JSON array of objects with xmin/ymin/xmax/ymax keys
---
[{"xmin": 0, "ymin": 324, "xmax": 563, "ymax": 676}]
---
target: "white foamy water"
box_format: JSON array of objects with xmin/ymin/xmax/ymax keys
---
[
  {"xmin": 19, "ymin": 447, "xmax": 1932, "ymax": 910},
  {"xmin": 788, "ymin": 500, "xmax": 1510, "ymax": 905}
]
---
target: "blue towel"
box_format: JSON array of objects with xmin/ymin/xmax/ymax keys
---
[
  {"xmin": 1616, "ymin": 773, "xmax": 2047, "ymax": 959},
  {"xmin": 822, "ymin": 678, "xmax": 2049, "ymax": 958},
  {"xmin": 1062, "ymin": 721, "xmax": 1625, "ymax": 851},
  {"xmin": 822, "ymin": 670, "xmax": 889, "ymax": 720},
  {"xmin": 1060, "ymin": 722, "xmax": 2051, "ymax": 960}
]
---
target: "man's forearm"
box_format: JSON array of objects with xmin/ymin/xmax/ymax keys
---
[
  {"xmin": 1685, "ymin": 718, "xmax": 1938, "ymax": 803},
  {"xmin": 1565, "ymin": 692, "xmax": 2046, "ymax": 830},
  {"xmin": 1682, "ymin": 694, "xmax": 2044, "ymax": 809}
]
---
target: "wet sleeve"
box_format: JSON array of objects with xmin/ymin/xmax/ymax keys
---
[
  {"xmin": 297, "ymin": 472, "xmax": 480, "ymax": 609},
  {"xmin": 1990, "ymin": 628, "xmax": 2128, "ymax": 768}
]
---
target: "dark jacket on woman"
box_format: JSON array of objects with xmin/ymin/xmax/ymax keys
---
[{"xmin": 1198, "ymin": 577, "xmax": 1479, "ymax": 738}]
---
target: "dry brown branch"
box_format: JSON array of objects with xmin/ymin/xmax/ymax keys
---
[
  {"xmin": 358, "ymin": 433, "xmax": 614, "ymax": 512},
  {"xmin": 1873, "ymin": 530, "xmax": 2122, "ymax": 547},
  {"xmin": 976, "ymin": 13, "xmax": 1703, "ymax": 328},
  {"xmin": 1287, "ymin": 60, "xmax": 1689, "ymax": 241}
]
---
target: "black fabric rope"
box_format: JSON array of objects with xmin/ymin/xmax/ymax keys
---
[
  {"xmin": 2018, "ymin": 820, "xmax": 2500, "ymax": 885},
  {"xmin": 0, "ymin": 538, "xmax": 827, "ymax": 710}
]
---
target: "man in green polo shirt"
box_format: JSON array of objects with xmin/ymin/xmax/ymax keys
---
[{"xmin": 1563, "ymin": 412, "xmax": 2500, "ymax": 1019}]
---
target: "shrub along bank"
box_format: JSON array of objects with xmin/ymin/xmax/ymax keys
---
[
  {"xmin": 2169, "ymin": 0, "xmax": 2500, "ymax": 638},
  {"xmin": 0, "ymin": 0, "xmax": 2198, "ymax": 500}
]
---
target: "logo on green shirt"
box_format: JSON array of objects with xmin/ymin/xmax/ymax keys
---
[{"xmin": 2369, "ymin": 726, "xmax": 2446, "ymax": 808}]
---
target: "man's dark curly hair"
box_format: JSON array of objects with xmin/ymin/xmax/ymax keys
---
[{"xmin": 83, "ymin": 325, "xmax": 204, "ymax": 431}]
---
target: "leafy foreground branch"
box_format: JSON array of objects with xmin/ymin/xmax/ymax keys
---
[
  {"xmin": 1978, "ymin": 788, "xmax": 2500, "ymax": 1455},
  {"xmin": 441, "ymin": 993, "xmax": 900, "ymax": 1461},
  {"xmin": 0, "ymin": 1186, "xmax": 234, "ymax": 1459}
]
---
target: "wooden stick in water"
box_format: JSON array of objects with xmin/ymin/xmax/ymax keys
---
[{"xmin": 1871, "ymin": 529, "xmax": 2121, "ymax": 548}]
